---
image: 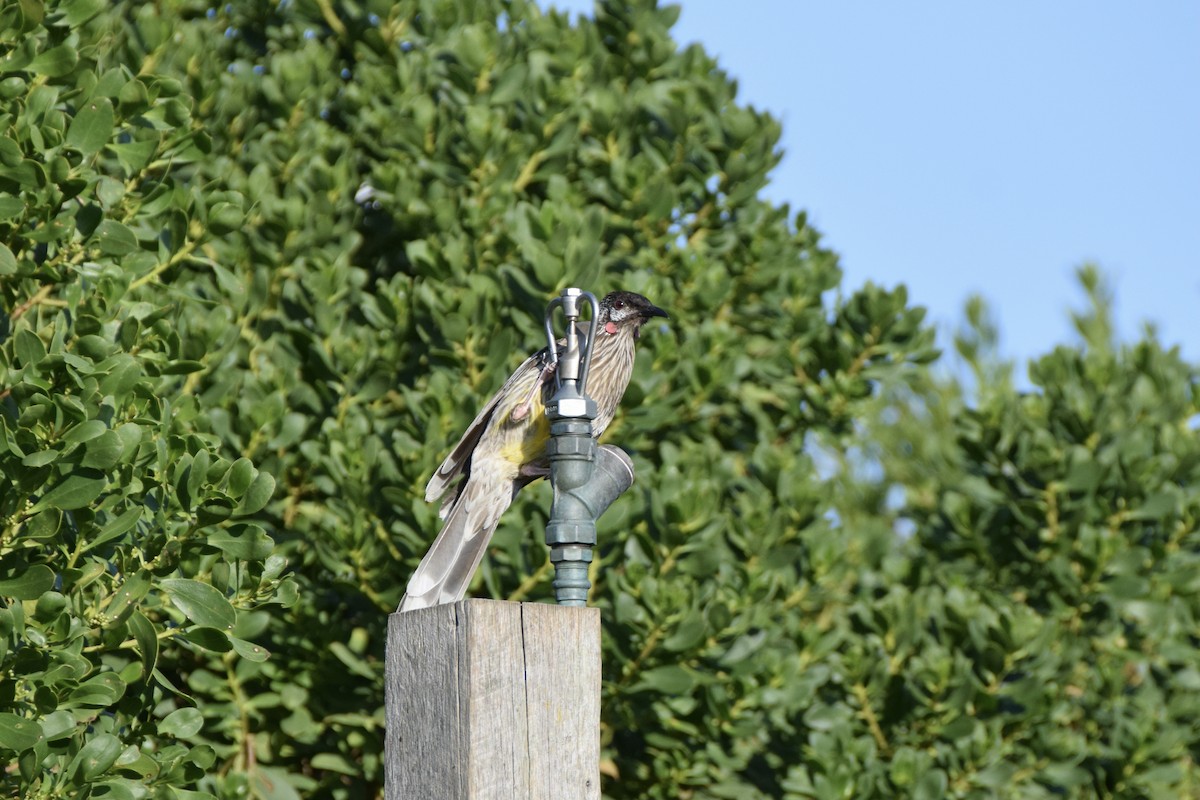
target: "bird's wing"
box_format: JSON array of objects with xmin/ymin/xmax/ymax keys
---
[
  {"xmin": 423, "ymin": 321, "xmax": 591, "ymax": 511},
  {"xmin": 402, "ymin": 460, "xmax": 515, "ymax": 611},
  {"xmin": 424, "ymin": 345, "xmax": 552, "ymax": 508}
]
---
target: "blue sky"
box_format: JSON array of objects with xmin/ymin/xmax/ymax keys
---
[{"xmin": 543, "ymin": 1, "xmax": 1200, "ymax": 374}]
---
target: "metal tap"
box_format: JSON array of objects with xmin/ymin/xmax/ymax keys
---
[{"xmin": 542, "ymin": 288, "xmax": 634, "ymax": 606}]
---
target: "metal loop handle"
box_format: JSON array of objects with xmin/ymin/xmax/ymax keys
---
[{"xmin": 543, "ymin": 288, "xmax": 600, "ymax": 395}]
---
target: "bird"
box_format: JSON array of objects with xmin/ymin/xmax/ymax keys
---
[{"xmin": 399, "ymin": 290, "xmax": 668, "ymax": 612}]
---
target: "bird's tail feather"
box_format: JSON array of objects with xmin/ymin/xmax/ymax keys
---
[{"xmin": 398, "ymin": 476, "xmax": 512, "ymax": 612}]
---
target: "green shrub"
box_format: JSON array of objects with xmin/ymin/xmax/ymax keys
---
[
  {"xmin": 143, "ymin": 1, "xmax": 932, "ymax": 796},
  {"xmin": 3, "ymin": 1, "xmax": 1197, "ymax": 798},
  {"xmin": 1, "ymin": 2, "xmax": 294, "ymax": 796}
]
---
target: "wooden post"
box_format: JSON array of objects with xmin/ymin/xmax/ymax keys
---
[{"xmin": 385, "ymin": 599, "xmax": 601, "ymax": 800}]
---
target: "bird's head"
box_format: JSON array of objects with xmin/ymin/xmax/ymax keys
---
[{"xmin": 598, "ymin": 291, "xmax": 669, "ymax": 340}]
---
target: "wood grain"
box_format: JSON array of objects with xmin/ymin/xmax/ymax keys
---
[{"xmin": 386, "ymin": 600, "xmax": 600, "ymax": 799}]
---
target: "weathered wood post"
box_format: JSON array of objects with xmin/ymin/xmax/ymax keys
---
[{"xmin": 385, "ymin": 600, "xmax": 600, "ymax": 799}]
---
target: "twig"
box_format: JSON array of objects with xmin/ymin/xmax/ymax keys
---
[{"xmin": 11, "ymin": 285, "xmax": 54, "ymax": 321}]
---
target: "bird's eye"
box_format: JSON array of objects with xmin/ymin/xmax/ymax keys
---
[{"xmin": 613, "ymin": 300, "xmax": 625, "ymax": 310}]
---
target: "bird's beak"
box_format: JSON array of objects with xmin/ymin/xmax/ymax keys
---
[{"xmin": 644, "ymin": 304, "xmax": 669, "ymax": 320}]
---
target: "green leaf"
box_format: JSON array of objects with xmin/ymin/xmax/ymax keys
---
[
  {"xmin": 68, "ymin": 673, "xmax": 126, "ymax": 707},
  {"xmin": 0, "ymin": 565, "xmax": 55, "ymax": 600},
  {"xmin": 196, "ymin": 498, "xmax": 235, "ymax": 525},
  {"xmin": 662, "ymin": 609, "xmax": 706, "ymax": 652},
  {"xmin": 188, "ymin": 448, "xmax": 211, "ymax": 502},
  {"xmin": 913, "ymin": 768, "xmax": 949, "ymax": 800},
  {"xmin": 633, "ymin": 665, "xmax": 697, "ymax": 695},
  {"xmin": 310, "ymin": 752, "xmax": 358, "ymax": 775},
  {"xmin": 10, "ymin": 0, "xmax": 45, "ymax": 33},
  {"xmin": 118, "ymin": 78, "xmax": 151, "ymax": 114},
  {"xmin": 1064, "ymin": 460, "xmax": 1102, "ymax": 493},
  {"xmin": 98, "ymin": 355, "xmax": 143, "ymax": 395},
  {"xmin": 32, "ymin": 469, "xmax": 107, "ymax": 511},
  {"xmin": 150, "ymin": 669, "xmax": 194, "ymax": 702},
  {"xmin": 82, "ymin": 429, "xmax": 124, "ymax": 469},
  {"xmin": 234, "ymin": 471, "xmax": 275, "ymax": 516},
  {"xmin": 0, "ymin": 712, "xmax": 44, "ymax": 752},
  {"xmin": 262, "ymin": 554, "xmax": 286, "ymax": 581},
  {"xmin": 190, "ymin": 744, "xmax": 217, "ymax": 769},
  {"xmin": 21, "ymin": 508, "xmax": 60, "ymax": 541},
  {"xmin": 161, "ymin": 578, "xmax": 236, "ymax": 630},
  {"xmin": 39, "ymin": 710, "xmax": 75, "ymax": 742},
  {"xmin": 66, "ymin": 96, "xmax": 114, "ymax": 156},
  {"xmin": 207, "ymin": 201, "xmax": 243, "ymax": 234},
  {"xmin": 251, "ymin": 766, "xmax": 303, "ymax": 800},
  {"xmin": 63, "ymin": 419, "xmax": 108, "ymax": 444},
  {"xmin": 69, "ymin": 732, "xmax": 122, "ymax": 780},
  {"xmin": 328, "ymin": 641, "xmax": 374, "ymax": 679},
  {"xmin": 6, "ymin": 159, "xmax": 44, "ymax": 189},
  {"xmin": 88, "ymin": 780, "xmax": 142, "ymax": 800},
  {"xmin": 0, "ymin": 194, "xmax": 24, "ymax": 220},
  {"xmin": 128, "ymin": 610, "xmax": 158, "ymax": 675},
  {"xmin": 230, "ymin": 636, "xmax": 270, "ymax": 662},
  {"xmin": 175, "ymin": 452, "xmax": 196, "ymax": 512},
  {"xmin": 0, "ymin": 137, "xmax": 21, "ymax": 168},
  {"xmin": 91, "ymin": 219, "xmax": 138, "ymax": 255},
  {"xmin": 0, "ymin": 242, "xmax": 16, "ymax": 274},
  {"xmin": 1039, "ymin": 763, "xmax": 1091, "ymax": 789},
  {"xmin": 226, "ymin": 457, "xmax": 255, "ymax": 496},
  {"xmin": 15, "ymin": 328, "xmax": 46, "ymax": 367},
  {"xmin": 161, "ymin": 359, "xmax": 205, "ymax": 375},
  {"xmin": 29, "ymin": 43, "xmax": 78, "ymax": 77},
  {"xmin": 105, "ymin": 570, "xmax": 152, "ymax": 621},
  {"xmin": 208, "ymin": 524, "xmax": 275, "ymax": 560},
  {"xmin": 272, "ymin": 580, "xmax": 300, "ymax": 608},
  {"xmin": 1130, "ymin": 491, "xmax": 1177, "ymax": 520},
  {"xmin": 115, "ymin": 422, "xmax": 144, "ymax": 460},
  {"xmin": 159, "ymin": 707, "xmax": 204, "ymax": 738},
  {"xmin": 172, "ymin": 790, "xmax": 219, "ymax": 800},
  {"xmin": 61, "ymin": 0, "xmax": 106, "ymax": 25},
  {"xmin": 96, "ymin": 175, "xmax": 125, "ymax": 208},
  {"xmin": 183, "ymin": 626, "xmax": 232, "ymax": 652},
  {"xmin": 21, "ymin": 448, "xmax": 59, "ymax": 467},
  {"xmin": 34, "ymin": 590, "xmax": 67, "ymax": 621},
  {"xmin": 111, "ymin": 139, "xmax": 156, "ymax": 174},
  {"xmin": 87, "ymin": 506, "xmax": 143, "ymax": 551}
]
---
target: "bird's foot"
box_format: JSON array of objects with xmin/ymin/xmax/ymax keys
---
[{"xmin": 518, "ymin": 462, "xmax": 550, "ymax": 479}]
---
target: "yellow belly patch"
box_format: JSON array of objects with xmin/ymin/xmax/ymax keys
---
[{"xmin": 497, "ymin": 394, "xmax": 551, "ymax": 466}]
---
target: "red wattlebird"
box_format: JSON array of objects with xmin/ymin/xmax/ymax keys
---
[{"xmin": 399, "ymin": 291, "xmax": 667, "ymax": 611}]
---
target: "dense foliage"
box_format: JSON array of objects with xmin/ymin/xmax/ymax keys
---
[{"xmin": 2, "ymin": 1, "xmax": 1196, "ymax": 798}]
